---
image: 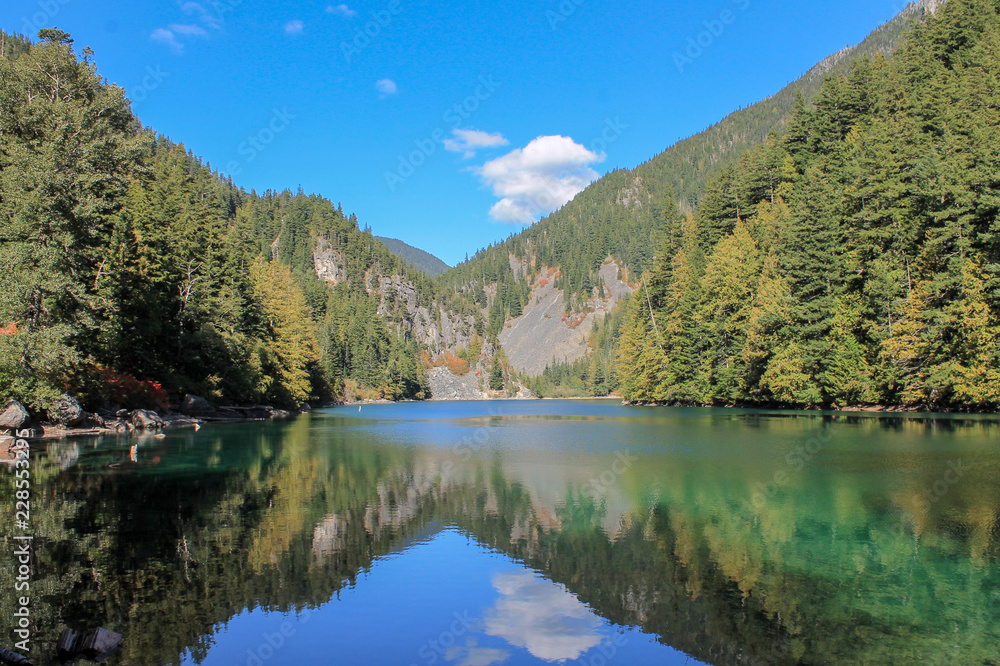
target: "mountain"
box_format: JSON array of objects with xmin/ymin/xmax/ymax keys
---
[
  {"xmin": 616, "ymin": 0, "xmax": 1000, "ymax": 410},
  {"xmin": 375, "ymin": 237, "xmax": 451, "ymax": 278},
  {"xmin": 645, "ymin": 0, "xmax": 945, "ymax": 210},
  {"xmin": 0, "ymin": 29, "xmax": 441, "ymax": 409},
  {"xmin": 423, "ymin": 0, "xmax": 946, "ymax": 387},
  {"xmin": 0, "ymin": 1, "xmax": 961, "ymax": 411}
]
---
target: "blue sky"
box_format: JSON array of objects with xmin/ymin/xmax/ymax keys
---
[{"xmin": 3, "ymin": 0, "xmax": 909, "ymax": 266}]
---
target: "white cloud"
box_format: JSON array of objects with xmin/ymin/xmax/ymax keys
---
[
  {"xmin": 285, "ymin": 19, "xmax": 304, "ymax": 35},
  {"xmin": 152, "ymin": 2, "xmax": 220, "ymax": 53},
  {"xmin": 483, "ymin": 571, "xmax": 608, "ymax": 662},
  {"xmin": 150, "ymin": 28, "xmax": 184, "ymax": 54},
  {"xmin": 181, "ymin": 2, "xmax": 220, "ymax": 30},
  {"xmin": 375, "ymin": 78, "xmax": 398, "ymax": 97},
  {"xmin": 326, "ymin": 3, "xmax": 358, "ymax": 17},
  {"xmin": 169, "ymin": 23, "xmax": 207, "ymax": 36},
  {"xmin": 475, "ymin": 135, "xmax": 603, "ymax": 225},
  {"xmin": 444, "ymin": 129, "xmax": 509, "ymax": 159}
]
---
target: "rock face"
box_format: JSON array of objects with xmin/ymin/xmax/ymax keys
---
[
  {"xmin": 50, "ymin": 394, "xmax": 84, "ymax": 426},
  {"xmin": 131, "ymin": 410, "xmax": 164, "ymax": 430},
  {"xmin": 181, "ymin": 394, "xmax": 215, "ymax": 417},
  {"xmin": 313, "ymin": 238, "xmax": 349, "ymax": 285},
  {"xmin": 0, "ymin": 399, "xmax": 30, "ymax": 430},
  {"xmin": 373, "ymin": 274, "xmax": 477, "ymax": 354},
  {"xmin": 500, "ymin": 260, "xmax": 634, "ymax": 376},
  {"xmin": 314, "ymin": 236, "xmax": 477, "ymax": 356}
]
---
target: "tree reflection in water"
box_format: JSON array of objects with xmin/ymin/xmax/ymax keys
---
[{"xmin": 1, "ymin": 407, "xmax": 998, "ymax": 665}]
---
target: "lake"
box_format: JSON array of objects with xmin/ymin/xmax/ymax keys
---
[{"xmin": 3, "ymin": 400, "xmax": 1000, "ymax": 665}]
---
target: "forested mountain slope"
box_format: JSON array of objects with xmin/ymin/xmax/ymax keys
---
[
  {"xmin": 0, "ymin": 29, "xmax": 437, "ymax": 410},
  {"xmin": 618, "ymin": 0, "xmax": 1000, "ymax": 410}
]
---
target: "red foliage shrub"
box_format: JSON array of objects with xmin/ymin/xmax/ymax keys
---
[
  {"xmin": 443, "ymin": 353, "xmax": 470, "ymax": 377},
  {"xmin": 95, "ymin": 367, "xmax": 170, "ymax": 410}
]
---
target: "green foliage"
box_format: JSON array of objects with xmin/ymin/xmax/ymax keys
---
[
  {"xmin": 619, "ymin": 0, "xmax": 1000, "ymax": 410},
  {"xmin": 0, "ymin": 32, "xmax": 139, "ymax": 409},
  {"xmin": 0, "ymin": 31, "xmax": 429, "ymax": 408}
]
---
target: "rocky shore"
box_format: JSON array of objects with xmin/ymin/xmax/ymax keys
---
[{"xmin": 0, "ymin": 394, "xmax": 312, "ymax": 445}]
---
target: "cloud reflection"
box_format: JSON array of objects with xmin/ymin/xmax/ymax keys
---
[
  {"xmin": 445, "ymin": 641, "xmax": 510, "ymax": 666},
  {"xmin": 484, "ymin": 571, "xmax": 607, "ymax": 662}
]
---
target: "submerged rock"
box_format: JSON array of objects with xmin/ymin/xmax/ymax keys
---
[{"xmin": 0, "ymin": 434, "xmax": 18, "ymax": 462}]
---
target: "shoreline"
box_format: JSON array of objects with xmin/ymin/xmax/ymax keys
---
[
  {"xmin": 619, "ymin": 399, "xmax": 1000, "ymax": 416},
  {"xmin": 6, "ymin": 404, "xmax": 323, "ymax": 444},
  {"xmin": 17, "ymin": 397, "xmax": 1000, "ymax": 444}
]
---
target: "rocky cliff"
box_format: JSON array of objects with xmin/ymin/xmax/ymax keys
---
[{"xmin": 500, "ymin": 260, "xmax": 633, "ymax": 376}]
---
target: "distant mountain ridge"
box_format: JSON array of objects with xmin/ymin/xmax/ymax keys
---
[{"xmin": 376, "ymin": 236, "xmax": 451, "ymax": 278}]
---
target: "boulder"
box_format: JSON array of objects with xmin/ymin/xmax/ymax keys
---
[
  {"xmin": 130, "ymin": 410, "xmax": 164, "ymax": 430},
  {"xmin": 0, "ymin": 399, "xmax": 30, "ymax": 431},
  {"xmin": 181, "ymin": 394, "xmax": 216, "ymax": 417},
  {"xmin": 299, "ymin": 403, "xmax": 312, "ymax": 412},
  {"xmin": 49, "ymin": 394, "xmax": 84, "ymax": 427}
]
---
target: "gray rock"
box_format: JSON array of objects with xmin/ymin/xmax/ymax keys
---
[
  {"xmin": 0, "ymin": 399, "xmax": 30, "ymax": 430},
  {"xmin": 299, "ymin": 403, "xmax": 312, "ymax": 412},
  {"xmin": 131, "ymin": 410, "xmax": 164, "ymax": 430},
  {"xmin": 426, "ymin": 366, "xmax": 487, "ymax": 401},
  {"xmin": 181, "ymin": 394, "xmax": 216, "ymax": 417},
  {"xmin": 50, "ymin": 394, "xmax": 84, "ymax": 427}
]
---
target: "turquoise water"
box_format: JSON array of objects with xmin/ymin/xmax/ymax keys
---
[{"xmin": 3, "ymin": 401, "xmax": 999, "ymax": 664}]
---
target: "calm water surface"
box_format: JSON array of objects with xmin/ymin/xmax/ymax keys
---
[{"xmin": 3, "ymin": 400, "xmax": 1000, "ymax": 665}]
